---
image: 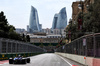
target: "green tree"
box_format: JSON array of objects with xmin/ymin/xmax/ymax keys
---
[
  {"xmin": 83, "ymin": 0, "xmax": 100, "ymax": 33},
  {"xmin": 0, "ymin": 11, "xmax": 26, "ymax": 41},
  {"xmin": 66, "ymin": 0, "xmax": 100, "ymax": 41},
  {"xmin": 48, "ymin": 43, "xmax": 52, "ymax": 46},
  {"xmin": 26, "ymin": 35, "xmax": 30, "ymax": 42},
  {"xmin": 39, "ymin": 43, "xmax": 44, "ymax": 48},
  {"xmin": 0, "ymin": 11, "xmax": 10, "ymax": 38}
]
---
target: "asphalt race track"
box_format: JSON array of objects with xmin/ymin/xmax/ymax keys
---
[{"xmin": 0, "ymin": 53, "xmax": 83, "ymax": 66}]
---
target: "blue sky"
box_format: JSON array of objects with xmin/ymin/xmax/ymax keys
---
[{"xmin": 0, "ymin": 0, "xmax": 79, "ymax": 30}]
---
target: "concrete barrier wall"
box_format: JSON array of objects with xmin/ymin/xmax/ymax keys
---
[
  {"xmin": 86, "ymin": 57, "xmax": 93, "ymax": 66},
  {"xmin": 55, "ymin": 52, "xmax": 86, "ymax": 65},
  {"xmin": 67, "ymin": 54, "xmax": 86, "ymax": 65},
  {"xmin": 93, "ymin": 58, "xmax": 100, "ymax": 66},
  {"xmin": 56, "ymin": 52, "xmax": 100, "ymax": 66}
]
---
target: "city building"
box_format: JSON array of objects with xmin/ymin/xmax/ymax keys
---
[
  {"xmin": 72, "ymin": 0, "xmax": 94, "ymax": 22},
  {"xmin": 42, "ymin": 28, "xmax": 52, "ymax": 35},
  {"xmin": 52, "ymin": 7, "xmax": 67, "ymax": 29},
  {"xmin": 56, "ymin": 7, "xmax": 67, "ymax": 29},
  {"xmin": 15, "ymin": 28, "xmax": 26, "ymax": 34},
  {"xmin": 27, "ymin": 25, "xmax": 29, "ymax": 32},
  {"xmin": 84, "ymin": 0, "xmax": 94, "ymax": 12},
  {"xmin": 51, "ymin": 7, "xmax": 67, "ymax": 37},
  {"xmin": 52, "ymin": 14, "xmax": 59, "ymax": 29},
  {"xmin": 30, "ymin": 34, "xmax": 65, "ymax": 43},
  {"xmin": 41, "ymin": 28, "xmax": 66, "ymax": 37},
  {"xmin": 52, "ymin": 29, "xmax": 66, "ymax": 35},
  {"xmin": 29, "ymin": 6, "xmax": 42, "ymax": 33},
  {"xmin": 72, "ymin": 1, "xmax": 80, "ymax": 22},
  {"xmin": 39, "ymin": 24, "xmax": 42, "ymax": 32}
]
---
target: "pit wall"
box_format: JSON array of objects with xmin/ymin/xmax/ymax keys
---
[{"xmin": 55, "ymin": 52, "xmax": 100, "ymax": 66}]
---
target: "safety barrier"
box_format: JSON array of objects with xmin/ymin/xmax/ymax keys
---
[
  {"xmin": 0, "ymin": 38, "xmax": 46, "ymax": 60},
  {"xmin": 56, "ymin": 33, "xmax": 100, "ymax": 58},
  {"xmin": 56, "ymin": 33, "xmax": 100, "ymax": 66},
  {"xmin": 0, "ymin": 53, "xmax": 43, "ymax": 60}
]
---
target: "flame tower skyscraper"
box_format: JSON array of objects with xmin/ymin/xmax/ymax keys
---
[
  {"xmin": 29, "ymin": 6, "xmax": 41, "ymax": 33},
  {"xmin": 52, "ymin": 7, "xmax": 67, "ymax": 29}
]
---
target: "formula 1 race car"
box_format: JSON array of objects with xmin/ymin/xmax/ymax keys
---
[{"xmin": 9, "ymin": 55, "xmax": 30, "ymax": 64}]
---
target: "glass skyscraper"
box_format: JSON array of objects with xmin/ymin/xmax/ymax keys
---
[
  {"xmin": 52, "ymin": 14, "xmax": 58, "ymax": 29},
  {"xmin": 52, "ymin": 7, "xmax": 67, "ymax": 29},
  {"xmin": 29, "ymin": 6, "xmax": 41, "ymax": 33}
]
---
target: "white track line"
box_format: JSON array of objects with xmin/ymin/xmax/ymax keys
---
[
  {"xmin": 0, "ymin": 61, "xmax": 8, "ymax": 65},
  {"xmin": 0, "ymin": 63, "xmax": 8, "ymax": 65},
  {"xmin": 58, "ymin": 55, "xmax": 72, "ymax": 66}
]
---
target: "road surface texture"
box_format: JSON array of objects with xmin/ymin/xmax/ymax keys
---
[{"xmin": 0, "ymin": 53, "xmax": 84, "ymax": 66}]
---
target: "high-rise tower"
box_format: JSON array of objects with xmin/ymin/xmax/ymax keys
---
[
  {"xmin": 29, "ymin": 6, "xmax": 41, "ymax": 33},
  {"xmin": 52, "ymin": 7, "xmax": 67, "ymax": 29},
  {"xmin": 56, "ymin": 7, "xmax": 67, "ymax": 29},
  {"xmin": 52, "ymin": 14, "xmax": 58, "ymax": 29}
]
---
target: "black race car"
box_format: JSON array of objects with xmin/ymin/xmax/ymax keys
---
[{"xmin": 9, "ymin": 55, "xmax": 30, "ymax": 64}]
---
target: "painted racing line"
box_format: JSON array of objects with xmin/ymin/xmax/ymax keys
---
[
  {"xmin": 0, "ymin": 60, "xmax": 9, "ymax": 65},
  {"xmin": 58, "ymin": 55, "xmax": 78, "ymax": 66}
]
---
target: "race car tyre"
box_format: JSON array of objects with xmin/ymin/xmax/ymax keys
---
[
  {"xmin": 9, "ymin": 59, "xmax": 13, "ymax": 64},
  {"xmin": 27, "ymin": 58, "xmax": 30, "ymax": 63},
  {"xmin": 13, "ymin": 61, "xmax": 17, "ymax": 64},
  {"xmin": 22, "ymin": 59, "xmax": 26, "ymax": 64}
]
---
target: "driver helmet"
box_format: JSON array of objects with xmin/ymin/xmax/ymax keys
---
[{"xmin": 18, "ymin": 55, "xmax": 21, "ymax": 57}]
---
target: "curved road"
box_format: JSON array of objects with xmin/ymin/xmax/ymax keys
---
[{"xmin": 1, "ymin": 53, "xmax": 83, "ymax": 66}]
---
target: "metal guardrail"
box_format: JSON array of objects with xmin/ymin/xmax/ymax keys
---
[
  {"xmin": 56, "ymin": 33, "xmax": 100, "ymax": 58},
  {"xmin": 0, "ymin": 38, "xmax": 46, "ymax": 54}
]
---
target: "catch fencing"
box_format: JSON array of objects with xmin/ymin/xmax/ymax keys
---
[
  {"xmin": 0, "ymin": 38, "xmax": 45, "ymax": 54},
  {"xmin": 56, "ymin": 33, "xmax": 100, "ymax": 58}
]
